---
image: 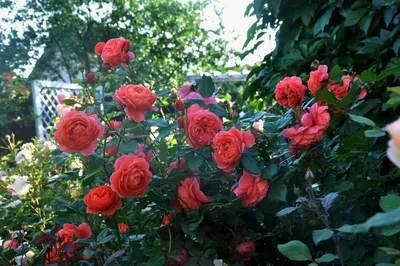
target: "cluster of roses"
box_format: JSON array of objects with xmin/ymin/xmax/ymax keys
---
[
  {"xmin": 46, "ymin": 223, "xmax": 92, "ymax": 264},
  {"xmin": 274, "ymin": 64, "xmax": 367, "ymax": 153},
  {"xmin": 49, "ymin": 37, "xmax": 272, "ymax": 263}
]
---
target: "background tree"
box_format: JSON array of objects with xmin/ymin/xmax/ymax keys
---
[{"xmin": 0, "ymin": 0, "xmax": 229, "ymax": 87}]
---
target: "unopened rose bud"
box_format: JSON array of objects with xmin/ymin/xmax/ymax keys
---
[
  {"xmin": 310, "ymin": 60, "xmax": 320, "ymax": 70},
  {"xmin": 177, "ymin": 117, "xmax": 184, "ymax": 129},
  {"xmin": 71, "ymin": 190, "xmax": 80, "ymax": 199},
  {"xmin": 86, "ymin": 72, "xmax": 95, "ymax": 84},
  {"xmin": 162, "ymin": 214, "xmax": 172, "ymax": 226},
  {"xmin": 174, "ymin": 100, "xmax": 184, "ymax": 112},
  {"xmin": 305, "ymin": 168, "xmax": 314, "ymax": 181}
]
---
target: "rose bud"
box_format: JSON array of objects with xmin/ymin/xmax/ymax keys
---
[
  {"xmin": 86, "ymin": 72, "xmax": 95, "ymax": 84},
  {"xmin": 175, "ymin": 100, "xmax": 184, "ymax": 112},
  {"xmin": 162, "ymin": 214, "xmax": 172, "ymax": 226}
]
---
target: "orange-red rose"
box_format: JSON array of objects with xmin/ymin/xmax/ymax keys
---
[
  {"xmin": 308, "ymin": 65, "xmax": 329, "ymax": 95},
  {"xmin": 99, "ymin": 37, "xmax": 131, "ymax": 69},
  {"xmin": 235, "ymin": 240, "xmax": 256, "ymax": 261},
  {"xmin": 177, "ymin": 178, "xmax": 210, "ymax": 210},
  {"xmin": 54, "ymin": 111, "xmax": 104, "ymax": 155},
  {"xmin": 118, "ymin": 223, "xmax": 130, "ymax": 233},
  {"xmin": 58, "ymin": 223, "xmax": 92, "ymax": 246},
  {"xmin": 275, "ymin": 76, "xmax": 306, "ymax": 108},
  {"xmin": 114, "ymin": 84, "xmax": 158, "ymax": 122},
  {"xmin": 283, "ymin": 103, "xmax": 330, "ymax": 150},
  {"xmin": 212, "ymin": 127, "xmax": 255, "ymax": 172},
  {"xmin": 84, "ymin": 185, "xmax": 122, "ymax": 215},
  {"xmin": 185, "ymin": 104, "xmax": 223, "ymax": 148},
  {"xmin": 110, "ymin": 154, "xmax": 152, "ymax": 197},
  {"xmin": 233, "ymin": 170, "xmax": 269, "ymax": 207}
]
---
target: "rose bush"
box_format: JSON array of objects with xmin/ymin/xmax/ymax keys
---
[{"xmin": 1, "ymin": 37, "xmax": 399, "ymax": 266}]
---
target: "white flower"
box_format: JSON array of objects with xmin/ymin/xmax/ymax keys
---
[
  {"xmin": 387, "ymin": 140, "xmax": 400, "ymax": 168},
  {"xmin": 0, "ymin": 171, "xmax": 7, "ymax": 181},
  {"xmin": 15, "ymin": 149, "xmax": 34, "ymax": 165},
  {"xmin": 41, "ymin": 141, "xmax": 56, "ymax": 152},
  {"xmin": 15, "ymin": 251, "xmax": 34, "ymax": 265},
  {"xmin": 252, "ymin": 120, "xmax": 264, "ymax": 132},
  {"xmin": 70, "ymin": 159, "xmax": 83, "ymax": 170},
  {"xmin": 213, "ymin": 259, "xmax": 224, "ymax": 266},
  {"xmin": 12, "ymin": 176, "xmax": 32, "ymax": 199}
]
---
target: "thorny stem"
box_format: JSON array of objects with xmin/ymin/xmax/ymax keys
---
[
  {"xmin": 168, "ymin": 226, "xmax": 172, "ymax": 253},
  {"xmin": 113, "ymin": 213, "xmax": 122, "ymax": 250},
  {"xmin": 307, "ymin": 180, "xmax": 345, "ymax": 266}
]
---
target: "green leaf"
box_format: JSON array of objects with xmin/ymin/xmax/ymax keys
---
[
  {"xmin": 345, "ymin": 8, "xmax": 368, "ymax": 26},
  {"xmin": 262, "ymin": 163, "xmax": 278, "ymax": 180},
  {"xmin": 147, "ymin": 256, "xmax": 166, "ymax": 266},
  {"xmin": 147, "ymin": 119, "xmax": 169, "ymax": 128},
  {"xmin": 349, "ymin": 114, "xmax": 376, "ymax": 127},
  {"xmin": 276, "ymin": 207, "xmax": 298, "ymax": 217},
  {"xmin": 159, "ymin": 139, "xmax": 168, "ymax": 163},
  {"xmin": 313, "ymin": 7, "xmax": 335, "ymax": 35},
  {"xmin": 337, "ymin": 208, "xmax": 400, "ymax": 235},
  {"xmin": 329, "ymin": 65, "xmax": 341, "ymax": 79},
  {"xmin": 198, "ymin": 75, "xmax": 215, "ymax": 98},
  {"xmin": 312, "ymin": 228, "xmax": 334, "ymax": 245},
  {"xmin": 364, "ymin": 129, "xmax": 386, "ymax": 138},
  {"xmin": 105, "ymin": 138, "xmax": 118, "ymax": 147},
  {"xmin": 75, "ymin": 238, "xmax": 93, "ymax": 246},
  {"xmin": 277, "ymin": 240, "xmax": 312, "ymax": 261},
  {"xmin": 167, "ymin": 250, "xmax": 182, "ymax": 259},
  {"xmin": 315, "ymin": 88, "xmax": 337, "ymax": 104},
  {"xmin": 208, "ymin": 104, "xmax": 228, "ymax": 117},
  {"xmin": 183, "ymin": 152, "xmax": 204, "ymax": 170},
  {"xmin": 377, "ymin": 65, "xmax": 400, "ymax": 81},
  {"xmin": 386, "ymin": 96, "xmax": 400, "ymax": 105},
  {"xmin": 241, "ymin": 155, "xmax": 261, "ymax": 174},
  {"xmin": 379, "ymin": 194, "xmax": 400, "ymax": 212},
  {"xmin": 155, "ymin": 89, "xmax": 170, "ymax": 97},
  {"xmin": 267, "ymin": 183, "xmax": 287, "ymax": 203},
  {"xmin": 315, "ymin": 253, "xmax": 339, "ymax": 263},
  {"xmin": 62, "ymin": 99, "xmax": 79, "ymax": 106},
  {"xmin": 97, "ymin": 235, "xmax": 115, "ymax": 244},
  {"xmin": 361, "ymin": 70, "xmax": 379, "ymax": 83},
  {"xmin": 119, "ymin": 140, "xmax": 138, "ymax": 154},
  {"xmin": 243, "ymin": 22, "xmax": 257, "ymax": 49},
  {"xmin": 387, "ymin": 86, "xmax": 400, "ymax": 94},
  {"xmin": 308, "ymin": 263, "xmax": 318, "ymax": 266},
  {"xmin": 321, "ymin": 192, "xmax": 339, "ymax": 212},
  {"xmin": 301, "ymin": 3, "xmax": 317, "ymax": 26}
]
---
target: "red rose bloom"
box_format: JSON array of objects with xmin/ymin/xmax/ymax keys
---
[
  {"xmin": 275, "ymin": 76, "xmax": 306, "ymax": 108},
  {"xmin": 233, "ymin": 170, "xmax": 269, "ymax": 207},
  {"xmin": 235, "ymin": 240, "xmax": 256, "ymax": 261},
  {"xmin": 177, "ymin": 178, "xmax": 211, "ymax": 210},
  {"xmin": 110, "ymin": 154, "xmax": 152, "ymax": 198},
  {"xmin": 212, "ymin": 127, "xmax": 255, "ymax": 172},
  {"xmin": 54, "ymin": 111, "xmax": 104, "ymax": 156},
  {"xmin": 185, "ymin": 104, "xmax": 223, "ymax": 148},
  {"xmin": 100, "ymin": 37, "xmax": 131, "ymax": 69},
  {"xmin": 84, "ymin": 185, "xmax": 122, "ymax": 215},
  {"xmin": 114, "ymin": 84, "xmax": 158, "ymax": 122},
  {"xmin": 308, "ymin": 65, "xmax": 329, "ymax": 95}
]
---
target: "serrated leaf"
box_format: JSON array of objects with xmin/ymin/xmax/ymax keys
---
[
  {"xmin": 198, "ymin": 75, "xmax": 215, "ymax": 98},
  {"xmin": 278, "ymin": 240, "xmax": 312, "ymax": 261},
  {"xmin": 267, "ymin": 183, "xmax": 287, "ymax": 203},
  {"xmin": 276, "ymin": 207, "xmax": 298, "ymax": 217},
  {"xmin": 321, "ymin": 192, "xmax": 339, "ymax": 212},
  {"xmin": 364, "ymin": 129, "xmax": 386, "ymax": 138},
  {"xmin": 345, "ymin": 8, "xmax": 368, "ymax": 26},
  {"xmin": 97, "ymin": 235, "xmax": 115, "ymax": 244},
  {"xmin": 241, "ymin": 155, "xmax": 261, "ymax": 174},
  {"xmin": 312, "ymin": 229, "xmax": 334, "ymax": 245},
  {"xmin": 147, "ymin": 256, "xmax": 166, "ymax": 266},
  {"xmin": 147, "ymin": 119, "xmax": 169, "ymax": 128},
  {"xmin": 262, "ymin": 163, "xmax": 278, "ymax": 180},
  {"xmin": 314, "ymin": 7, "xmax": 335, "ymax": 35},
  {"xmin": 329, "ymin": 65, "xmax": 341, "ymax": 79},
  {"xmin": 315, "ymin": 88, "xmax": 337, "ymax": 104},
  {"xmin": 315, "ymin": 253, "xmax": 338, "ymax": 263},
  {"xmin": 379, "ymin": 194, "xmax": 400, "ymax": 212},
  {"xmin": 208, "ymin": 104, "xmax": 228, "ymax": 117},
  {"xmin": 62, "ymin": 99, "xmax": 79, "ymax": 106},
  {"xmin": 183, "ymin": 152, "xmax": 204, "ymax": 170},
  {"xmin": 387, "ymin": 86, "xmax": 400, "ymax": 94},
  {"xmin": 119, "ymin": 140, "xmax": 138, "ymax": 154},
  {"xmin": 349, "ymin": 114, "xmax": 376, "ymax": 127},
  {"xmin": 361, "ymin": 70, "xmax": 379, "ymax": 83},
  {"xmin": 104, "ymin": 250, "xmax": 125, "ymax": 266}
]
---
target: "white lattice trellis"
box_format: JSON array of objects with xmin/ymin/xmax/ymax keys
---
[{"xmin": 31, "ymin": 80, "xmax": 84, "ymax": 139}]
